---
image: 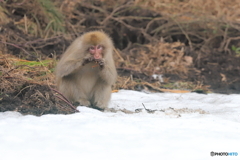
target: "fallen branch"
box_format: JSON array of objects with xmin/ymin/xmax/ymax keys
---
[
  {"xmin": 50, "ymin": 87, "xmax": 79, "ymax": 113},
  {"xmin": 0, "ymin": 41, "xmax": 31, "ymax": 56}
]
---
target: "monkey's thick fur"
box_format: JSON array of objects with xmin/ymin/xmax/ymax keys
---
[{"xmin": 56, "ymin": 31, "xmax": 117, "ymax": 110}]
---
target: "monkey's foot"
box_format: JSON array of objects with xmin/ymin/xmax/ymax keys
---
[
  {"xmin": 93, "ymin": 101, "xmax": 107, "ymax": 110},
  {"xmin": 77, "ymin": 98, "xmax": 91, "ymax": 107},
  {"xmin": 92, "ymin": 106, "xmax": 105, "ymax": 111}
]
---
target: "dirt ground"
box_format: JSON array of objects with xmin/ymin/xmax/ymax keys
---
[{"xmin": 0, "ymin": 0, "xmax": 240, "ymax": 115}]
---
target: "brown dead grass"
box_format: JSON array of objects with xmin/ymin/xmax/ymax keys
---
[
  {"xmin": 118, "ymin": 41, "xmax": 192, "ymax": 75},
  {"xmin": 137, "ymin": 0, "xmax": 240, "ymax": 21},
  {"xmin": 1, "ymin": 0, "xmax": 65, "ymax": 37},
  {"xmin": 1, "ymin": 0, "xmax": 240, "ymax": 115},
  {"xmin": 0, "ymin": 54, "xmax": 77, "ymax": 115},
  {"xmin": 1, "ymin": 0, "xmax": 236, "ymax": 92},
  {"xmin": 0, "ymin": 53, "xmax": 54, "ymax": 98},
  {"xmin": 135, "ymin": 0, "xmax": 240, "ymax": 52}
]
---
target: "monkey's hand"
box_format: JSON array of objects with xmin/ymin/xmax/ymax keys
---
[
  {"xmin": 82, "ymin": 56, "xmax": 95, "ymax": 65},
  {"xmin": 95, "ymin": 58, "xmax": 105, "ymax": 69}
]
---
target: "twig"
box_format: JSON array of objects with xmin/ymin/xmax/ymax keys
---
[
  {"xmin": 55, "ymin": 94, "xmax": 79, "ymax": 112},
  {"xmin": 121, "ymin": 76, "xmax": 130, "ymax": 88},
  {"xmin": 0, "ymin": 65, "xmax": 36, "ymax": 78},
  {"xmin": 142, "ymin": 103, "xmax": 147, "ymax": 110},
  {"xmin": 171, "ymin": 18, "xmax": 193, "ymax": 50},
  {"xmin": 117, "ymin": 67, "xmax": 142, "ymax": 73},
  {"xmin": 50, "ymin": 87, "xmax": 79, "ymax": 112},
  {"xmin": 219, "ymin": 24, "xmax": 229, "ymax": 51},
  {"xmin": 23, "ymin": 35, "xmax": 64, "ymax": 46},
  {"xmin": 14, "ymin": 85, "xmax": 33, "ymax": 99},
  {"xmin": 79, "ymin": 3, "xmax": 108, "ymax": 16},
  {"xmin": 114, "ymin": 48, "xmax": 124, "ymax": 61},
  {"xmin": 224, "ymin": 36, "xmax": 240, "ymax": 54},
  {"xmin": 110, "ymin": 17, "xmax": 158, "ymax": 43},
  {"xmin": 145, "ymin": 17, "xmax": 168, "ymax": 32},
  {"xmin": 146, "ymin": 59, "xmax": 153, "ymax": 69},
  {"xmin": 0, "ymin": 41, "xmax": 30, "ymax": 56},
  {"xmin": 142, "ymin": 103, "xmax": 157, "ymax": 113},
  {"xmin": 50, "ymin": 87, "xmax": 70, "ymax": 103},
  {"xmin": 101, "ymin": 2, "xmax": 134, "ymax": 24}
]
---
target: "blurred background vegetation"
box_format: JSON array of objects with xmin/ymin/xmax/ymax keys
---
[
  {"xmin": 1, "ymin": 0, "xmax": 240, "ymax": 90},
  {"xmin": 1, "ymin": 0, "xmax": 240, "ymax": 115}
]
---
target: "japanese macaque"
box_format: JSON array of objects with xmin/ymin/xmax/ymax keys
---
[{"xmin": 56, "ymin": 31, "xmax": 117, "ymax": 110}]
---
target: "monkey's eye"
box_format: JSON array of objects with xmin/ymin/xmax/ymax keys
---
[
  {"xmin": 97, "ymin": 45, "xmax": 103, "ymax": 50},
  {"xmin": 89, "ymin": 46, "xmax": 95, "ymax": 50},
  {"xmin": 89, "ymin": 46, "xmax": 95, "ymax": 54}
]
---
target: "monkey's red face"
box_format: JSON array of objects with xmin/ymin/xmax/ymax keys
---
[{"xmin": 89, "ymin": 45, "xmax": 103, "ymax": 59}]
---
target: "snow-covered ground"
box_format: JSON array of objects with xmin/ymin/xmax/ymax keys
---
[{"xmin": 0, "ymin": 90, "xmax": 239, "ymax": 160}]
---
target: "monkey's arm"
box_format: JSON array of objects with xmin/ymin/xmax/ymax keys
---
[
  {"xmin": 56, "ymin": 59, "xmax": 84, "ymax": 78},
  {"xmin": 97, "ymin": 59, "xmax": 117, "ymax": 85},
  {"xmin": 57, "ymin": 54, "xmax": 95, "ymax": 78}
]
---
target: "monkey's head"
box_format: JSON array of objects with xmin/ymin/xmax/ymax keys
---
[{"xmin": 82, "ymin": 31, "xmax": 113, "ymax": 60}]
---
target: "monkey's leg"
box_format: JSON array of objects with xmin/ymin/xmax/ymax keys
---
[
  {"xmin": 77, "ymin": 98, "xmax": 91, "ymax": 107},
  {"xmin": 59, "ymin": 77, "xmax": 91, "ymax": 107},
  {"xmin": 75, "ymin": 89, "xmax": 91, "ymax": 107},
  {"xmin": 92, "ymin": 85, "xmax": 111, "ymax": 110}
]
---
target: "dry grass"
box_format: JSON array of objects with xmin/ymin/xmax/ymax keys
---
[
  {"xmin": 0, "ymin": 54, "xmax": 55, "ymax": 92},
  {"xmin": 114, "ymin": 40, "xmax": 193, "ymax": 78},
  {"xmin": 0, "ymin": 6, "xmax": 9, "ymax": 25},
  {"xmin": 1, "ymin": 0, "xmax": 239, "ymax": 93},
  {"xmin": 136, "ymin": 0, "xmax": 240, "ymax": 21},
  {"xmin": 1, "ymin": 0, "xmax": 65, "ymax": 37},
  {"xmin": 134, "ymin": 0, "xmax": 240, "ymax": 53}
]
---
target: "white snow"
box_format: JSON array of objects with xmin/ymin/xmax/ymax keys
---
[{"xmin": 0, "ymin": 90, "xmax": 239, "ymax": 160}]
